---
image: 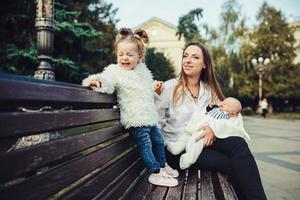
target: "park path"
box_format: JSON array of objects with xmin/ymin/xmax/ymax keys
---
[{"xmin": 244, "ymin": 116, "xmax": 300, "ymax": 200}]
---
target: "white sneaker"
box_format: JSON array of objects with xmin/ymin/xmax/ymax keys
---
[
  {"xmin": 162, "ymin": 163, "xmax": 179, "ymax": 178},
  {"xmin": 148, "ymin": 169, "xmax": 178, "ymax": 187}
]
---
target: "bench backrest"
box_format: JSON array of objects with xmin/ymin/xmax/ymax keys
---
[{"xmin": 0, "ymin": 73, "xmax": 145, "ymax": 200}]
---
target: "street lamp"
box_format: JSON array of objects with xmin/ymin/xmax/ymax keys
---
[{"xmin": 251, "ymin": 57, "xmax": 270, "ymax": 102}]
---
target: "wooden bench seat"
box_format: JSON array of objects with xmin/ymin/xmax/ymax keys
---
[{"xmin": 0, "ymin": 73, "xmax": 237, "ymax": 200}]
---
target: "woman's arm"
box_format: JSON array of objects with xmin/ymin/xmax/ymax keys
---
[
  {"xmin": 194, "ymin": 126, "xmax": 216, "ymax": 147},
  {"xmin": 155, "ymin": 80, "xmax": 173, "ymax": 129}
]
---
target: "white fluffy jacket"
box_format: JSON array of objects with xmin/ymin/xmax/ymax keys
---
[{"xmin": 82, "ymin": 63, "xmax": 158, "ymax": 128}]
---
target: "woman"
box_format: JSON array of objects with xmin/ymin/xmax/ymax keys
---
[{"xmin": 156, "ymin": 41, "xmax": 267, "ymax": 199}]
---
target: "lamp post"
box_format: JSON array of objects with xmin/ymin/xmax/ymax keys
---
[
  {"xmin": 34, "ymin": 0, "xmax": 55, "ymax": 80},
  {"xmin": 251, "ymin": 57, "xmax": 270, "ymax": 102},
  {"xmin": 11, "ymin": 0, "xmax": 55, "ymax": 150}
]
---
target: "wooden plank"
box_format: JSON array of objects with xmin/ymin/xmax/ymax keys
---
[
  {"xmin": 124, "ymin": 170, "xmax": 154, "ymax": 200},
  {"xmin": 201, "ymin": 171, "xmax": 216, "ymax": 200},
  {"xmin": 0, "ymin": 137, "xmax": 134, "ymax": 200},
  {"xmin": 211, "ymin": 172, "xmax": 226, "ymax": 200},
  {"xmin": 217, "ymin": 173, "xmax": 238, "ymax": 200},
  {"xmin": 0, "ymin": 124, "xmax": 124, "ymax": 183},
  {"xmin": 94, "ymin": 158, "xmax": 146, "ymax": 200},
  {"xmin": 0, "ymin": 73, "xmax": 116, "ymax": 104},
  {"xmin": 59, "ymin": 148, "xmax": 142, "ymax": 200},
  {"xmin": 149, "ymin": 186, "xmax": 169, "ymax": 200},
  {"xmin": 166, "ymin": 170, "xmax": 186, "ymax": 200},
  {"xmin": 0, "ymin": 109, "xmax": 120, "ymax": 138},
  {"xmin": 183, "ymin": 170, "xmax": 198, "ymax": 200}
]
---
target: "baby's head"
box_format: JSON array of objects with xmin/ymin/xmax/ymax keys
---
[
  {"xmin": 219, "ymin": 97, "xmax": 242, "ymax": 117},
  {"xmin": 114, "ymin": 28, "xmax": 149, "ymax": 70}
]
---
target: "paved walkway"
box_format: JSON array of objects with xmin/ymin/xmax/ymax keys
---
[{"xmin": 244, "ymin": 116, "xmax": 300, "ymax": 200}]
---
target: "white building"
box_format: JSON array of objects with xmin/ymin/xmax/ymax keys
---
[
  {"xmin": 135, "ymin": 17, "xmax": 185, "ymax": 74},
  {"xmin": 289, "ymin": 15, "xmax": 300, "ymax": 64}
]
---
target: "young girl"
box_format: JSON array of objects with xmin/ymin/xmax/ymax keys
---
[{"xmin": 82, "ymin": 28, "xmax": 178, "ymax": 187}]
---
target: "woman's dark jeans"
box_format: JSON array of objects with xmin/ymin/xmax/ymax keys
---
[{"xmin": 166, "ymin": 136, "xmax": 267, "ymax": 200}]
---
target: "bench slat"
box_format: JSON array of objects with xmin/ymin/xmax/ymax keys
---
[
  {"xmin": 149, "ymin": 186, "xmax": 169, "ymax": 200},
  {"xmin": 201, "ymin": 171, "xmax": 216, "ymax": 200},
  {"xmin": 124, "ymin": 171, "xmax": 154, "ymax": 200},
  {"xmin": 95, "ymin": 158, "xmax": 146, "ymax": 200},
  {"xmin": 0, "ymin": 137, "xmax": 134, "ymax": 200},
  {"xmin": 0, "ymin": 109, "xmax": 120, "ymax": 138},
  {"xmin": 183, "ymin": 170, "xmax": 198, "ymax": 199},
  {"xmin": 166, "ymin": 170, "xmax": 186, "ymax": 200},
  {"xmin": 60, "ymin": 148, "xmax": 142, "ymax": 200},
  {"xmin": 0, "ymin": 74, "xmax": 116, "ymax": 104},
  {"xmin": 217, "ymin": 173, "xmax": 238, "ymax": 200},
  {"xmin": 0, "ymin": 124, "xmax": 124, "ymax": 182}
]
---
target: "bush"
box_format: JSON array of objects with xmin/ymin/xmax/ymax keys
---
[{"xmin": 242, "ymin": 107, "xmax": 255, "ymax": 116}]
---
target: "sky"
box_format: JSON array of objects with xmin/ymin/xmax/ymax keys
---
[{"xmin": 106, "ymin": 0, "xmax": 300, "ymax": 29}]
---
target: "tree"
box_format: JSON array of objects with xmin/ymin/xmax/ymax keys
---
[
  {"xmin": 239, "ymin": 2, "xmax": 300, "ymax": 111},
  {"xmin": 145, "ymin": 48, "xmax": 175, "ymax": 81},
  {"xmin": 212, "ymin": 0, "xmax": 247, "ymax": 98},
  {"xmin": 0, "ymin": 0, "xmax": 119, "ymax": 83},
  {"xmin": 176, "ymin": 8, "xmax": 205, "ymax": 43},
  {"xmin": 0, "ymin": 0, "xmax": 38, "ymax": 75},
  {"xmin": 219, "ymin": 0, "xmax": 246, "ymax": 53}
]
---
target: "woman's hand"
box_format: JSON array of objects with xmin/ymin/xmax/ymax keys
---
[
  {"xmin": 83, "ymin": 80, "xmax": 101, "ymax": 88},
  {"xmin": 194, "ymin": 125, "xmax": 216, "ymax": 147}
]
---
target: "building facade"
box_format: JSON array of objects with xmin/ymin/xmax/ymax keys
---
[
  {"xmin": 289, "ymin": 16, "xmax": 300, "ymax": 64},
  {"xmin": 135, "ymin": 17, "xmax": 185, "ymax": 74}
]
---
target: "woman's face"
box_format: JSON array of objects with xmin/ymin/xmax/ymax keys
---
[{"xmin": 182, "ymin": 45, "xmax": 205, "ymax": 78}]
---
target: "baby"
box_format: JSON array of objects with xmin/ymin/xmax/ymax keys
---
[{"xmin": 167, "ymin": 97, "xmax": 250, "ymax": 169}]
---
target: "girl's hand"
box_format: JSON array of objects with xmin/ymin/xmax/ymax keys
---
[
  {"xmin": 194, "ymin": 125, "xmax": 216, "ymax": 147},
  {"xmin": 84, "ymin": 80, "xmax": 101, "ymax": 88},
  {"xmin": 154, "ymin": 81, "xmax": 164, "ymax": 95}
]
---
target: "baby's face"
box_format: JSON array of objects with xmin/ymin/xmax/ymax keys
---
[{"xmin": 219, "ymin": 98, "xmax": 241, "ymax": 115}]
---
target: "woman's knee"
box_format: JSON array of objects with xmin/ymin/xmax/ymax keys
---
[
  {"xmin": 225, "ymin": 137, "xmax": 252, "ymax": 157},
  {"xmin": 224, "ymin": 137, "xmax": 248, "ymax": 149}
]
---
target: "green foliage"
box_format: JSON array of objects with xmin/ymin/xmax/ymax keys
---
[
  {"xmin": 219, "ymin": 0, "xmax": 246, "ymax": 52},
  {"xmin": 0, "ymin": 0, "xmax": 36, "ymax": 75},
  {"xmin": 52, "ymin": 0, "xmax": 118, "ymax": 83},
  {"xmin": 241, "ymin": 107, "xmax": 255, "ymax": 116},
  {"xmin": 238, "ymin": 2, "xmax": 300, "ymax": 109},
  {"xmin": 145, "ymin": 48, "xmax": 175, "ymax": 81},
  {"xmin": 176, "ymin": 8, "xmax": 206, "ymax": 43},
  {"xmin": 0, "ymin": 0, "xmax": 119, "ymax": 83}
]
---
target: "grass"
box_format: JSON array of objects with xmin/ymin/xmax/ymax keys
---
[{"xmin": 267, "ymin": 112, "xmax": 300, "ymax": 120}]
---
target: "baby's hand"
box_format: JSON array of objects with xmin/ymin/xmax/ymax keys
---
[
  {"xmin": 83, "ymin": 80, "xmax": 101, "ymax": 88},
  {"xmin": 154, "ymin": 81, "xmax": 164, "ymax": 95}
]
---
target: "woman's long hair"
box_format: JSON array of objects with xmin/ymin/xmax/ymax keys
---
[{"xmin": 173, "ymin": 41, "xmax": 225, "ymax": 106}]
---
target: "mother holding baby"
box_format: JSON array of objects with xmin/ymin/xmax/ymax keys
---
[{"xmin": 156, "ymin": 41, "xmax": 267, "ymax": 200}]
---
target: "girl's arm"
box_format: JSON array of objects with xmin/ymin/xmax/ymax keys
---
[{"xmin": 82, "ymin": 65, "xmax": 116, "ymax": 94}]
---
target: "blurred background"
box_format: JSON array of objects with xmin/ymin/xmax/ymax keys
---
[{"xmin": 0, "ymin": 0, "xmax": 299, "ymax": 116}]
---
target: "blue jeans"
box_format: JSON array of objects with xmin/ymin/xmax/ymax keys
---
[{"xmin": 128, "ymin": 126, "xmax": 166, "ymax": 173}]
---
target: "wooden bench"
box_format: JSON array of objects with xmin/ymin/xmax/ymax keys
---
[{"xmin": 0, "ymin": 73, "xmax": 238, "ymax": 200}]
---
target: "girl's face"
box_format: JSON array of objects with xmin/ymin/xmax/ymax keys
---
[
  {"xmin": 117, "ymin": 41, "xmax": 142, "ymax": 70},
  {"xmin": 182, "ymin": 45, "xmax": 205, "ymax": 78}
]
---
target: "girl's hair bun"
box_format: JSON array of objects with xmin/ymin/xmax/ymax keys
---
[
  {"xmin": 134, "ymin": 29, "xmax": 149, "ymax": 44},
  {"xmin": 119, "ymin": 27, "xmax": 133, "ymax": 38}
]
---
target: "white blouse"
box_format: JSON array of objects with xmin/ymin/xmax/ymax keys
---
[{"xmin": 156, "ymin": 79, "xmax": 215, "ymax": 144}]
